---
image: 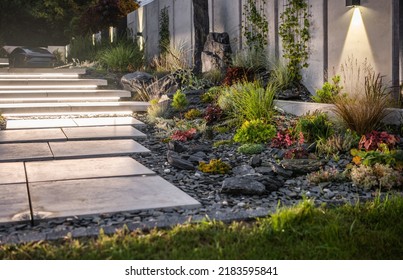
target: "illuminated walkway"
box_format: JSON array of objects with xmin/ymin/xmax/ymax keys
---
[{"xmin": 0, "ymin": 68, "xmax": 200, "ymax": 225}]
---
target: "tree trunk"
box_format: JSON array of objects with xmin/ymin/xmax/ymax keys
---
[{"xmin": 192, "ymin": 0, "xmax": 209, "ymax": 74}]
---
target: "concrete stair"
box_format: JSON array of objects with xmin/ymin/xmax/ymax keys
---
[{"xmin": 0, "ymin": 68, "xmax": 149, "ymax": 116}]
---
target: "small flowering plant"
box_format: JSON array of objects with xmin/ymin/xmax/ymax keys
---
[{"xmin": 170, "ymin": 128, "xmax": 197, "ymax": 142}]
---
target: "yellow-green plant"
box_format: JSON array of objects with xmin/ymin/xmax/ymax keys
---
[
  {"xmin": 171, "ymin": 90, "xmax": 188, "ymax": 112},
  {"xmin": 234, "ymin": 119, "xmax": 276, "ymax": 144},
  {"xmin": 198, "ymin": 159, "xmax": 231, "ymax": 174}
]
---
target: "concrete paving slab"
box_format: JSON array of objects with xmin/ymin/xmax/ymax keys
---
[
  {"xmin": 0, "ymin": 142, "xmax": 53, "ymax": 162},
  {"xmin": 73, "ymin": 117, "xmax": 145, "ymax": 127},
  {"xmin": 0, "ymin": 183, "xmax": 31, "ymax": 223},
  {"xmin": 26, "ymin": 157, "xmax": 155, "ymax": 182},
  {"xmin": 0, "ymin": 128, "xmax": 66, "ymax": 143},
  {"xmin": 0, "ymin": 162, "xmax": 26, "ymax": 184},
  {"xmin": 6, "ymin": 119, "xmax": 78, "ymax": 129},
  {"xmin": 49, "ymin": 139, "xmax": 150, "ymax": 159},
  {"xmin": 29, "ymin": 176, "xmax": 200, "ymax": 220},
  {"xmin": 62, "ymin": 126, "xmax": 146, "ymax": 140}
]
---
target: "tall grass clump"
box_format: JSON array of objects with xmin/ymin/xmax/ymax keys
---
[
  {"xmin": 69, "ymin": 35, "xmax": 99, "ymax": 62},
  {"xmin": 232, "ymin": 48, "xmax": 271, "ymax": 72},
  {"xmin": 332, "ymin": 58, "xmax": 392, "ymax": 135},
  {"xmin": 218, "ymin": 81, "xmax": 277, "ymax": 124},
  {"xmin": 97, "ymin": 40, "xmax": 144, "ymax": 72},
  {"xmin": 151, "ymin": 42, "xmax": 191, "ymax": 72},
  {"xmin": 269, "ymin": 60, "xmax": 296, "ymax": 90}
]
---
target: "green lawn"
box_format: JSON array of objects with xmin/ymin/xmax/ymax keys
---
[{"xmin": 1, "ymin": 196, "xmax": 402, "ymax": 260}]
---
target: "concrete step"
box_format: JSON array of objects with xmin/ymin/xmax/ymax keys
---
[
  {"xmin": 0, "ymin": 79, "xmax": 107, "ymax": 89},
  {"xmin": 0, "ymin": 73, "xmax": 81, "ymax": 79},
  {"xmin": 0, "ymin": 101, "xmax": 149, "ymax": 116},
  {"xmin": 0, "ymin": 68, "xmax": 86, "ymax": 74},
  {"xmin": 0, "ymin": 126, "xmax": 146, "ymax": 143},
  {"xmin": 0, "ymin": 139, "xmax": 150, "ymax": 162},
  {"xmin": 6, "ymin": 117, "xmax": 145, "ymax": 129},
  {"xmin": 0, "ymin": 89, "xmax": 131, "ymax": 102}
]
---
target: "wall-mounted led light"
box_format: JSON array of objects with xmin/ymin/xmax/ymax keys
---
[{"xmin": 346, "ymin": 0, "xmax": 360, "ymax": 7}]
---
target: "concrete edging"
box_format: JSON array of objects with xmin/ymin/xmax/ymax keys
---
[{"xmin": 274, "ymin": 100, "xmax": 403, "ymax": 125}]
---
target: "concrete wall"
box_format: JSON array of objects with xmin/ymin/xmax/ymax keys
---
[
  {"xmin": 128, "ymin": 0, "xmax": 398, "ymax": 95},
  {"xmin": 328, "ymin": 0, "xmax": 393, "ymax": 84}
]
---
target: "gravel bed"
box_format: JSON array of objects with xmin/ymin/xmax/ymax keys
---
[{"xmin": 1, "ymin": 112, "xmax": 400, "ymax": 245}]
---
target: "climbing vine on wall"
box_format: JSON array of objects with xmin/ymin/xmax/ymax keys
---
[
  {"xmin": 159, "ymin": 6, "xmax": 170, "ymax": 55},
  {"xmin": 242, "ymin": 0, "xmax": 269, "ymax": 51},
  {"xmin": 279, "ymin": 0, "xmax": 311, "ymax": 81}
]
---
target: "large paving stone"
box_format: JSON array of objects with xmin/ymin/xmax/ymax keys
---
[
  {"xmin": 0, "ymin": 128, "xmax": 66, "ymax": 143},
  {"xmin": 49, "ymin": 139, "xmax": 150, "ymax": 159},
  {"xmin": 61, "ymin": 126, "xmax": 146, "ymax": 140},
  {"xmin": 26, "ymin": 157, "xmax": 155, "ymax": 182},
  {"xmin": 6, "ymin": 119, "xmax": 78, "ymax": 129},
  {"xmin": 0, "ymin": 142, "xmax": 53, "ymax": 162},
  {"xmin": 0, "ymin": 183, "xmax": 31, "ymax": 223},
  {"xmin": 73, "ymin": 117, "xmax": 145, "ymax": 128},
  {"xmin": 0, "ymin": 162, "xmax": 26, "ymax": 184},
  {"xmin": 29, "ymin": 176, "xmax": 201, "ymax": 220}
]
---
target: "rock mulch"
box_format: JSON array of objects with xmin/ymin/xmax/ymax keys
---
[{"xmin": 1, "ymin": 112, "xmax": 400, "ymax": 245}]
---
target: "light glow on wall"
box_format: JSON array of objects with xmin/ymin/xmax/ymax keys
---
[{"xmin": 340, "ymin": 7, "xmax": 376, "ymax": 73}]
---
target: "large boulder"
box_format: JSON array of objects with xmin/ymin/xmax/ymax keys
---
[
  {"xmin": 202, "ymin": 32, "xmax": 232, "ymax": 73},
  {"xmin": 120, "ymin": 71, "xmax": 154, "ymax": 98}
]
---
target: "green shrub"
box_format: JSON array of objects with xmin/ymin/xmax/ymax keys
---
[
  {"xmin": 198, "ymin": 159, "xmax": 231, "ymax": 174},
  {"xmin": 202, "ymin": 70, "xmax": 224, "ymax": 86},
  {"xmin": 201, "ymin": 86, "xmax": 222, "ymax": 104},
  {"xmin": 294, "ymin": 111, "xmax": 333, "ymax": 143},
  {"xmin": 218, "ymin": 81, "xmax": 277, "ymax": 124},
  {"xmin": 313, "ymin": 75, "xmax": 342, "ymax": 103},
  {"xmin": 351, "ymin": 147, "xmax": 403, "ymax": 169},
  {"xmin": 184, "ymin": 108, "xmax": 202, "ymax": 120},
  {"xmin": 237, "ymin": 143, "xmax": 265, "ymax": 154},
  {"xmin": 69, "ymin": 35, "xmax": 98, "ymax": 62},
  {"xmin": 316, "ymin": 130, "xmax": 359, "ymax": 157},
  {"xmin": 97, "ymin": 41, "xmax": 144, "ymax": 72},
  {"xmin": 234, "ymin": 119, "xmax": 276, "ymax": 144},
  {"xmin": 171, "ymin": 90, "xmax": 188, "ymax": 112}
]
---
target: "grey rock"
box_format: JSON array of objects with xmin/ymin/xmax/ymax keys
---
[
  {"xmin": 202, "ymin": 32, "xmax": 232, "ymax": 73},
  {"xmin": 280, "ymin": 159, "xmax": 324, "ymax": 175},
  {"xmin": 277, "ymin": 89, "xmax": 300, "ymax": 100},
  {"xmin": 221, "ymin": 177, "xmax": 266, "ymax": 195},
  {"xmin": 233, "ymin": 164, "xmax": 255, "ymax": 176},
  {"xmin": 249, "ymin": 155, "xmax": 262, "ymax": 167},
  {"xmin": 255, "ymin": 166, "xmax": 275, "ymax": 176},
  {"xmin": 167, "ymin": 141, "xmax": 187, "ymax": 153},
  {"xmin": 266, "ymin": 162, "xmax": 293, "ymax": 178},
  {"xmin": 166, "ymin": 151, "xmax": 195, "ymax": 170},
  {"xmin": 120, "ymin": 72, "xmax": 154, "ymax": 96},
  {"xmin": 254, "ymin": 175, "xmax": 283, "ymax": 192}
]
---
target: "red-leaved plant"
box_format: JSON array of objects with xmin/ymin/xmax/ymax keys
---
[
  {"xmin": 271, "ymin": 130, "xmax": 295, "ymax": 149},
  {"xmin": 358, "ymin": 131, "xmax": 400, "ymax": 151},
  {"xmin": 171, "ymin": 128, "xmax": 197, "ymax": 142}
]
